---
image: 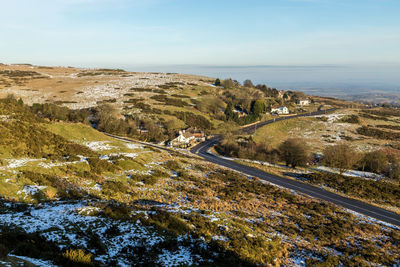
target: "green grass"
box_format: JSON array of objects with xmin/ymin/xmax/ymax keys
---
[
  {"xmin": 43, "ymin": 123, "xmax": 113, "ymax": 143},
  {"xmin": 253, "ymin": 117, "xmax": 317, "ymax": 148}
]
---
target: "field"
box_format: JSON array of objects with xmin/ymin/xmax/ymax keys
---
[
  {"xmin": 0, "ymin": 64, "xmax": 229, "ymax": 136},
  {"xmin": 0, "ymin": 98, "xmax": 399, "ymax": 266},
  {"xmin": 253, "ymin": 108, "xmax": 400, "ymax": 153}
]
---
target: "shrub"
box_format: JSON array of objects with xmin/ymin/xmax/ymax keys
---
[
  {"xmin": 148, "ymin": 210, "xmax": 191, "ymax": 235},
  {"xmin": 87, "ymin": 157, "xmax": 118, "ymax": 174},
  {"xmin": 357, "ymin": 126, "xmax": 400, "ymax": 140},
  {"xmin": 322, "ymin": 144, "xmax": 359, "ymax": 173},
  {"xmin": 63, "ymin": 249, "xmax": 92, "ymax": 265},
  {"xmin": 279, "ymin": 138, "xmax": 310, "ymax": 168},
  {"xmin": 102, "ymin": 204, "xmax": 131, "ymax": 220},
  {"xmin": 359, "ymin": 150, "xmax": 389, "ymax": 174},
  {"xmin": 340, "ymin": 114, "xmax": 360, "ymax": 123},
  {"xmin": 102, "ymin": 180, "xmax": 129, "ymax": 195},
  {"xmin": 303, "ymin": 172, "xmax": 400, "ymax": 207},
  {"xmin": 174, "ymin": 111, "xmax": 213, "ymax": 130},
  {"xmin": 165, "ymin": 160, "xmax": 180, "ymax": 171}
]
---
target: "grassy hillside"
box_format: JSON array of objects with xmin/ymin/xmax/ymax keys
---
[
  {"xmin": 1, "ymin": 64, "xmax": 358, "ymax": 143},
  {"xmin": 253, "ymin": 108, "xmax": 400, "ymax": 152},
  {"xmin": 0, "ymin": 98, "xmax": 399, "ymax": 266}
]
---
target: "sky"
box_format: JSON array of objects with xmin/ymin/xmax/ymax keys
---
[{"xmin": 0, "ymin": 0, "xmax": 399, "ymax": 67}]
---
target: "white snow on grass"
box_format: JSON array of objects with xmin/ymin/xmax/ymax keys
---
[
  {"xmin": 157, "ymin": 247, "xmax": 196, "ymax": 267},
  {"xmin": 100, "ymin": 152, "xmax": 138, "ymax": 160},
  {"xmin": 0, "ymin": 201, "xmax": 203, "ymax": 266},
  {"xmin": 76, "ymin": 206, "xmax": 101, "ymax": 216},
  {"xmin": 38, "ymin": 160, "xmax": 84, "ymax": 169},
  {"xmin": 314, "ymin": 113, "xmax": 345, "ymax": 123},
  {"xmin": 288, "ymin": 256, "xmax": 306, "ymax": 267},
  {"xmin": 125, "ymin": 143, "xmax": 144, "ymax": 150},
  {"xmin": 8, "ymin": 254, "xmax": 56, "ymax": 267},
  {"xmin": 344, "ymin": 208, "xmax": 400, "ymax": 230},
  {"xmin": 212, "ymin": 235, "xmax": 229, "ymax": 242},
  {"xmin": 93, "ymin": 183, "xmax": 102, "ymax": 191},
  {"xmin": 84, "ymin": 141, "xmax": 115, "ymax": 151},
  {"xmin": 17, "ymin": 185, "xmax": 47, "ymax": 198},
  {"xmin": 314, "ymin": 166, "xmax": 385, "ymax": 180},
  {"xmin": 0, "ymin": 158, "xmax": 42, "ymax": 170},
  {"xmin": 121, "ymin": 152, "xmax": 138, "ymax": 158},
  {"xmin": 0, "ymin": 260, "xmax": 12, "ymax": 267}
]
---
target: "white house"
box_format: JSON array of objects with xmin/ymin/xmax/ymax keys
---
[
  {"xmin": 296, "ymin": 99, "xmax": 311, "ymax": 106},
  {"xmin": 169, "ymin": 130, "xmax": 195, "ymax": 147},
  {"xmin": 168, "ymin": 127, "xmax": 206, "ymax": 148},
  {"xmin": 271, "ymin": 106, "xmax": 289, "ymax": 115}
]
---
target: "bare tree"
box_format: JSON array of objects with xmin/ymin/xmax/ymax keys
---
[
  {"xmin": 322, "ymin": 144, "xmax": 359, "ymax": 174},
  {"xmin": 279, "ymin": 138, "xmax": 310, "ymax": 168}
]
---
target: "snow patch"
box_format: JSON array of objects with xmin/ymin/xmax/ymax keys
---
[
  {"xmin": 85, "ymin": 141, "xmax": 115, "ymax": 151},
  {"xmin": 125, "ymin": 143, "xmax": 144, "ymax": 150},
  {"xmin": 157, "ymin": 247, "xmax": 195, "ymax": 266},
  {"xmin": 8, "ymin": 254, "xmax": 56, "ymax": 267},
  {"xmin": 314, "ymin": 166, "xmax": 385, "ymax": 180},
  {"xmin": 17, "ymin": 185, "xmax": 47, "ymax": 198}
]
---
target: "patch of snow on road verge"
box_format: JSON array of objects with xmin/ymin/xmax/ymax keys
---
[{"xmin": 314, "ymin": 166, "xmax": 384, "ymax": 180}]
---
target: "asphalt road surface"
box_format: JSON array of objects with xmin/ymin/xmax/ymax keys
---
[{"xmin": 190, "ymin": 110, "xmax": 400, "ymax": 227}]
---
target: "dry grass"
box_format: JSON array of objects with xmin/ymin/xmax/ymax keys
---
[{"xmin": 253, "ymin": 108, "xmax": 400, "ymax": 153}]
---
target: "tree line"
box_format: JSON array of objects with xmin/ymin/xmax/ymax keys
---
[{"xmin": 216, "ymin": 136, "xmax": 400, "ymax": 180}]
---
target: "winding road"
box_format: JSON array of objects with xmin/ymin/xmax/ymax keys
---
[{"xmin": 190, "ymin": 109, "xmax": 400, "ymax": 227}]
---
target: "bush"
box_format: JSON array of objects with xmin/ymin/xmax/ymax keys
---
[
  {"xmin": 357, "ymin": 126, "xmax": 400, "ymax": 140},
  {"xmin": 340, "ymin": 115, "xmax": 360, "ymax": 123},
  {"xmin": 148, "ymin": 210, "xmax": 191, "ymax": 235},
  {"xmin": 63, "ymin": 249, "xmax": 92, "ymax": 265},
  {"xmin": 31, "ymin": 103, "xmax": 90, "ymax": 123},
  {"xmin": 303, "ymin": 172, "xmax": 400, "ymax": 207},
  {"xmin": 215, "ymin": 137, "xmax": 279, "ymax": 163},
  {"xmin": 279, "ymin": 138, "xmax": 310, "ymax": 168},
  {"xmin": 174, "ymin": 111, "xmax": 213, "ymax": 130},
  {"xmin": 150, "ymin": 94, "xmax": 187, "ymax": 107},
  {"xmin": 102, "ymin": 180, "xmax": 129, "ymax": 195},
  {"xmin": 322, "ymin": 144, "xmax": 359, "ymax": 173},
  {"xmin": 102, "ymin": 204, "xmax": 131, "ymax": 220},
  {"xmin": 87, "ymin": 157, "xmax": 118, "ymax": 174},
  {"xmin": 165, "ymin": 160, "xmax": 180, "ymax": 171},
  {"xmin": 360, "ymin": 150, "xmax": 389, "ymax": 174}
]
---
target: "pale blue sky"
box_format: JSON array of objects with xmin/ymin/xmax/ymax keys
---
[{"xmin": 1, "ymin": 0, "xmax": 399, "ymax": 67}]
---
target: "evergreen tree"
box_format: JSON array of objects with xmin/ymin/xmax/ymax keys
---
[
  {"xmin": 224, "ymin": 102, "xmax": 234, "ymax": 121},
  {"xmin": 251, "ymin": 99, "xmax": 265, "ymax": 117}
]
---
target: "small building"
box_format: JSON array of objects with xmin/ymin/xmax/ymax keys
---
[
  {"xmin": 296, "ymin": 98, "xmax": 311, "ymax": 106},
  {"xmin": 186, "ymin": 127, "xmax": 205, "ymax": 141},
  {"xmin": 169, "ymin": 130, "xmax": 195, "ymax": 147},
  {"xmin": 271, "ymin": 106, "xmax": 289, "ymax": 115},
  {"xmin": 168, "ymin": 127, "xmax": 205, "ymax": 148}
]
